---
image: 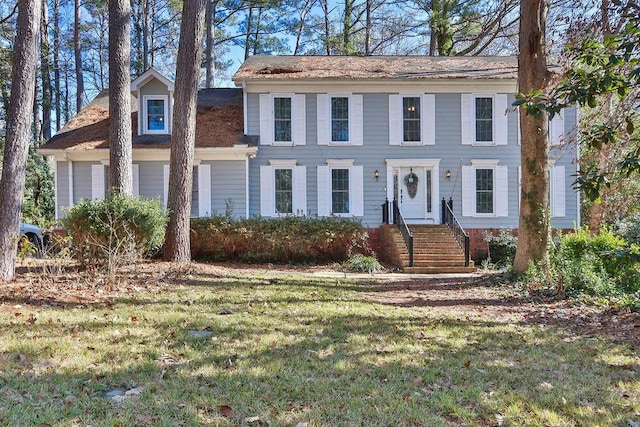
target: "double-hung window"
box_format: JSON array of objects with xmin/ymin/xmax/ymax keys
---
[
  {"xmin": 317, "ymin": 94, "xmax": 363, "ymax": 145},
  {"xmin": 461, "ymin": 94, "xmax": 508, "ymax": 145},
  {"xmin": 143, "ymin": 95, "xmax": 169, "ymax": 134},
  {"xmin": 259, "ymin": 94, "xmax": 306, "ymax": 145},
  {"xmin": 273, "ymin": 97, "xmax": 292, "ymax": 142},
  {"xmin": 461, "ymin": 160, "xmax": 509, "ymax": 217},
  {"xmin": 317, "ymin": 160, "xmax": 363, "ymax": 217},
  {"xmin": 388, "ymin": 94, "xmax": 435, "ymax": 145},
  {"xmin": 331, "ymin": 168, "xmax": 350, "ymax": 213},
  {"xmin": 260, "ymin": 160, "xmax": 307, "ymax": 217}
]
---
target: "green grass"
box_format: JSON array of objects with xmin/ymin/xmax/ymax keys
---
[{"xmin": 1, "ymin": 273, "xmax": 638, "ymax": 426}]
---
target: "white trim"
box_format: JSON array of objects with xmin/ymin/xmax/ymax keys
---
[
  {"xmin": 91, "ymin": 164, "xmax": 105, "ymax": 200},
  {"xmin": 245, "ymin": 155, "xmax": 250, "ymax": 218},
  {"xmin": 53, "ymin": 160, "xmax": 59, "ymax": 219},
  {"xmin": 132, "ymin": 164, "xmax": 140, "ymax": 197},
  {"xmin": 391, "ymin": 94, "xmax": 436, "ymax": 146},
  {"xmin": 198, "ymin": 164, "xmax": 212, "ymax": 217},
  {"xmin": 261, "ymin": 93, "xmax": 303, "ymax": 146},
  {"xmin": 550, "ymin": 110, "xmax": 564, "ymax": 146},
  {"xmin": 40, "ymin": 146, "xmax": 257, "ymax": 162},
  {"xmin": 131, "ymin": 68, "xmax": 175, "ymax": 92},
  {"xmin": 142, "ymin": 95, "xmax": 169, "ymax": 135},
  {"xmin": 462, "ymin": 94, "xmax": 508, "ymax": 146},
  {"xmin": 462, "ymin": 160, "xmax": 508, "ymax": 217},
  {"xmin": 326, "ymin": 159, "xmax": 354, "ymax": 166},
  {"xmin": 163, "ymin": 164, "xmax": 169, "ymax": 207},
  {"xmin": 68, "ymin": 161, "xmax": 73, "ymax": 207},
  {"xmin": 385, "ymin": 159, "xmax": 441, "ymax": 223},
  {"xmin": 261, "ymin": 162, "xmax": 307, "ymax": 217},
  {"xmin": 239, "ymin": 81, "xmax": 518, "ymax": 94},
  {"xmin": 269, "ymin": 159, "xmax": 297, "ymax": 167},
  {"xmin": 550, "ymin": 165, "xmax": 566, "ymax": 218},
  {"xmin": 471, "ymin": 159, "xmax": 499, "ymax": 167}
]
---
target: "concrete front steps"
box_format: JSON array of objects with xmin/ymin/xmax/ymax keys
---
[{"xmin": 380, "ymin": 224, "xmax": 476, "ymax": 274}]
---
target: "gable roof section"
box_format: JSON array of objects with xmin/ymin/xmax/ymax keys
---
[
  {"xmin": 131, "ymin": 67, "xmax": 175, "ymax": 92},
  {"xmin": 233, "ymin": 55, "xmax": 519, "ymax": 82},
  {"xmin": 41, "ymin": 88, "xmax": 246, "ymax": 151}
]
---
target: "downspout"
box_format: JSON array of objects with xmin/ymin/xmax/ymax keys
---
[
  {"xmin": 68, "ymin": 159, "xmax": 74, "ymax": 209},
  {"xmin": 53, "ymin": 158, "xmax": 58, "ymax": 220},
  {"xmin": 245, "ymin": 154, "xmax": 250, "ymax": 218},
  {"xmin": 242, "ymin": 80, "xmax": 247, "ymax": 135}
]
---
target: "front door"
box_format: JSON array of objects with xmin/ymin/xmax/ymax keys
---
[{"xmin": 395, "ymin": 167, "xmax": 432, "ymax": 220}]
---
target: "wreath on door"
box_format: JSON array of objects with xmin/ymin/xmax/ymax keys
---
[{"xmin": 404, "ymin": 171, "xmax": 419, "ymax": 199}]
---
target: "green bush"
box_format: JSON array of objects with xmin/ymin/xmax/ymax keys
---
[
  {"xmin": 190, "ymin": 216, "xmax": 371, "ymax": 263},
  {"xmin": 344, "ymin": 254, "xmax": 384, "ymax": 274},
  {"xmin": 614, "ymin": 211, "xmax": 640, "ymax": 242},
  {"xmin": 486, "ymin": 229, "xmax": 517, "ymax": 265},
  {"xmin": 63, "ymin": 195, "xmax": 167, "ymax": 273},
  {"xmin": 553, "ymin": 227, "xmax": 640, "ymax": 295}
]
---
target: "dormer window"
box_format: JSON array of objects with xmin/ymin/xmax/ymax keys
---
[{"xmin": 143, "ymin": 95, "xmax": 168, "ymax": 134}]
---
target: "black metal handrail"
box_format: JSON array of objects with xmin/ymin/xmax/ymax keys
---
[
  {"xmin": 393, "ymin": 199, "xmax": 414, "ymax": 267},
  {"xmin": 441, "ymin": 198, "xmax": 470, "ymax": 267}
]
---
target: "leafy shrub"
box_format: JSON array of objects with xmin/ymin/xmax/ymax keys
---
[
  {"xmin": 614, "ymin": 211, "xmax": 640, "ymax": 242},
  {"xmin": 63, "ymin": 195, "xmax": 167, "ymax": 276},
  {"xmin": 485, "ymin": 229, "xmax": 517, "ymax": 265},
  {"xmin": 553, "ymin": 227, "xmax": 640, "ymax": 295},
  {"xmin": 190, "ymin": 216, "xmax": 371, "ymax": 263},
  {"xmin": 344, "ymin": 254, "xmax": 384, "ymax": 274}
]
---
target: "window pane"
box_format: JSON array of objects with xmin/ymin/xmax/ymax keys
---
[
  {"xmin": 331, "ymin": 168, "xmax": 349, "ymax": 214},
  {"xmin": 476, "ymin": 168, "xmax": 494, "ymax": 214},
  {"xmin": 274, "ymin": 97, "xmax": 292, "ymax": 142},
  {"xmin": 475, "ymin": 97, "xmax": 493, "ymax": 142},
  {"xmin": 147, "ymin": 99, "xmax": 165, "ymax": 131},
  {"xmin": 425, "ymin": 170, "xmax": 432, "ymax": 213},
  {"xmin": 275, "ymin": 169, "xmax": 293, "ymax": 214},
  {"xmin": 331, "ymin": 97, "xmax": 349, "ymax": 141},
  {"xmin": 403, "ymin": 97, "xmax": 421, "ymax": 142}
]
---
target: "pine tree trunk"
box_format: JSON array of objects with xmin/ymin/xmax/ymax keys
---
[
  {"xmin": 74, "ymin": 0, "xmax": 83, "ymax": 113},
  {"xmin": 40, "ymin": 0, "xmax": 52, "ymax": 141},
  {"xmin": 513, "ymin": 0, "xmax": 551, "ymax": 273},
  {"xmin": 53, "ymin": 0, "xmax": 61, "ymax": 131},
  {"xmin": 0, "ymin": 0, "xmax": 42, "ymax": 282},
  {"xmin": 163, "ymin": 0, "xmax": 206, "ymax": 262},
  {"xmin": 108, "ymin": 0, "xmax": 133, "ymax": 196},
  {"xmin": 205, "ymin": 0, "xmax": 216, "ymax": 88}
]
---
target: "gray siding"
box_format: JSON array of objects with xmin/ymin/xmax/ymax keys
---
[
  {"xmin": 210, "ymin": 160, "xmax": 246, "ymax": 217},
  {"xmin": 137, "ymin": 161, "xmax": 166, "ymax": 201},
  {"xmin": 247, "ymin": 91, "xmax": 580, "ymax": 230}
]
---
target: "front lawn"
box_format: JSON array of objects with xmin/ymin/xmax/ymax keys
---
[{"xmin": 1, "ymin": 264, "xmax": 638, "ymax": 426}]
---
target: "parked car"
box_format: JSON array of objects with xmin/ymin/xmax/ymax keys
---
[{"xmin": 19, "ymin": 222, "xmax": 44, "ymax": 254}]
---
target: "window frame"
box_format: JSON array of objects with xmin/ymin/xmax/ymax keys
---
[
  {"xmin": 474, "ymin": 96, "xmax": 494, "ymax": 144},
  {"xmin": 142, "ymin": 95, "xmax": 169, "ymax": 135},
  {"xmin": 273, "ymin": 95, "xmax": 293, "ymax": 143},
  {"xmin": 260, "ymin": 160, "xmax": 306, "ymax": 217},
  {"xmin": 330, "ymin": 167, "xmax": 350, "ymax": 214},
  {"xmin": 317, "ymin": 93, "xmax": 363, "ymax": 146},
  {"xmin": 274, "ymin": 167, "xmax": 294, "ymax": 215},
  {"xmin": 474, "ymin": 167, "xmax": 495, "ymax": 215}
]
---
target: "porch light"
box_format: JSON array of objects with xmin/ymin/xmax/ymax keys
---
[
  {"xmin": 374, "ymin": 170, "xmax": 380, "ymax": 180},
  {"xmin": 445, "ymin": 170, "xmax": 451, "ymax": 180}
]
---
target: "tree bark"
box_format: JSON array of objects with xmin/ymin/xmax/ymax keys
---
[
  {"xmin": 108, "ymin": 0, "xmax": 133, "ymax": 196},
  {"xmin": 163, "ymin": 0, "xmax": 206, "ymax": 262},
  {"xmin": 74, "ymin": 0, "xmax": 84, "ymax": 113},
  {"xmin": 513, "ymin": 0, "xmax": 551, "ymax": 273},
  {"xmin": 40, "ymin": 0, "xmax": 52, "ymax": 141},
  {"xmin": 205, "ymin": 0, "xmax": 216, "ymax": 87},
  {"xmin": 0, "ymin": 0, "xmax": 42, "ymax": 282},
  {"xmin": 52, "ymin": 0, "xmax": 61, "ymax": 131}
]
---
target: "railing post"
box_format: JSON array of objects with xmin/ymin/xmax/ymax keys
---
[
  {"xmin": 441, "ymin": 198, "xmax": 446, "ymax": 225},
  {"xmin": 409, "ymin": 234, "xmax": 414, "ymax": 267},
  {"xmin": 464, "ymin": 235, "xmax": 470, "ymax": 267},
  {"xmin": 448, "ymin": 197, "xmax": 453, "ymax": 212},
  {"xmin": 392, "ymin": 199, "xmax": 399, "ymax": 224},
  {"xmin": 382, "ymin": 198, "xmax": 389, "ymax": 224}
]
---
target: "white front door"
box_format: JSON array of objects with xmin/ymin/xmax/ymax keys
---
[{"xmin": 395, "ymin": 167, "xmax": 432, "ymax": 220}]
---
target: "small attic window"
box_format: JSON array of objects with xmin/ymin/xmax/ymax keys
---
[{"xmin": 143, "ymin": 95, "xmax": 168, "ymax": 134}]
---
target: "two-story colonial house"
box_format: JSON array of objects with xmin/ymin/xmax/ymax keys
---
[{"xmin": 40, "ymin": 56, "xmax": 578, "ymax": 271}]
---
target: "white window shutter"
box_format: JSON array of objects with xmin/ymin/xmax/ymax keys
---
[
  {"xmin": 317, "ymin": 94, "xmax": 329, "ymax": 145},
  {"xmin": 551, "ymin": 165, "xmax": 566, "ymax": 217},
  {"xmin": 495, "ymin": 94, "xmax": 508, "ymax": 146},
  {"xmin": 292, "ymin": 166, "xmax": 307, "ymax": 215},
  {"xmin": 259, "ymin": 94, "xmax": 272, "ymax": 145},
  {"xmin": 461, "ymin": 94, "xmax": 473, "ymax": 145},
  {"xmin": 388, "ymin": 94, "xmax": 401, "ymax": 145},
  {"xmin": 260, "ymin": 165, "xmax": 274, "ymax": 217},
  {"xmin": 317, "ymin": 165, "xmax": 330, "ymax": 216},
  {"xmin": 550, "ymin": 111, "xmax": 564, "ymax": 146},
  {"xmin": 350, "ymin": 95, "xmax": 364, "ymax": 146},
  {"xmin": 198, "ymin": 164, "xmax": 212, "ymax": 217},
  {"xmin": 132, "ymin": 164, "xmax": 140, "ymax": 197},
  {"xmin": 423, "ymin": 94, "xmax": 436, "ymax": 145},
  {"xmin": 163, "ymin": 164, "xmax": 170, "ymax": 207},
  {"xmin": 293, "ymin": 94, "xmax": 306, "ymax": 145},
  {"xmin": 350, "ymin": 166, "xmax": 364, "ymax": 216},
  {"xmin": 91, "ymin": 164, "xmax": 105, "ymax": 200},
  {"xmin": 496, "ymin": 165, "xmax": 509, "ymax": 217},
  {"xmin": 461, "ymin": 166, "xmax": 474, "ymax": 216}
]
